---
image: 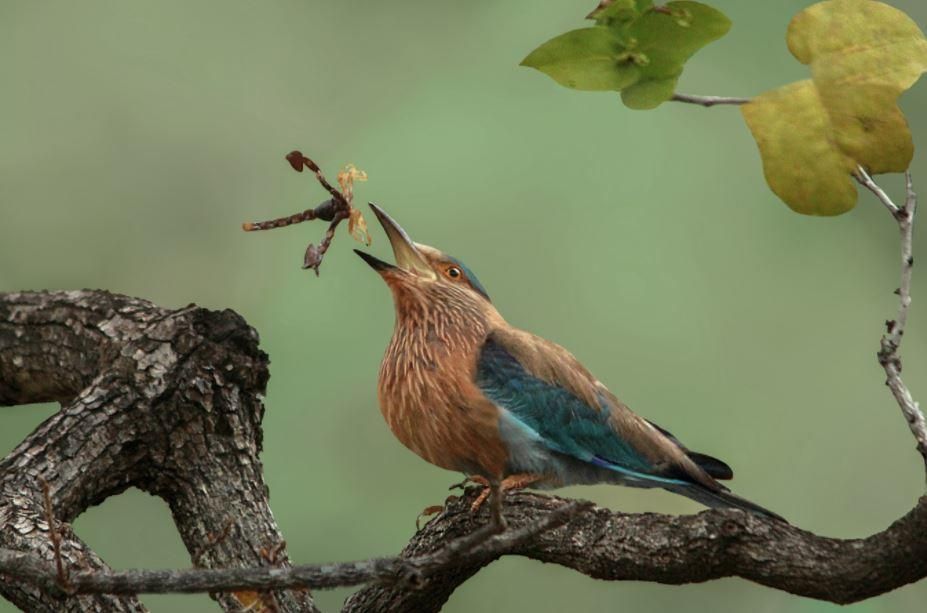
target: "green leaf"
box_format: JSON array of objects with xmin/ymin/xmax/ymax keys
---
[
  {"xmin": 621, "ymin": 1, "xmax": 730, "ymax": 107},
  {"xmin": 588, "ymin": 0, "xmax": 653, "ymax": 26},
  {"xmin": 742, "ymin": 0, "xmax": 927, "ymax": 215},
  {"xmin": 621, "ymin": 76, "xmax": 679, "ymax": 109},
  {"xmin": 520, "ymin": 27, "xmax": 640, "ymax": 92},
  {"xmin": 521, "ymin": 2, "xmax": 731, "ymax": 108},
  {"xmin": 627, "ymin": 2, "xmax": 731, "ymax": 77}
]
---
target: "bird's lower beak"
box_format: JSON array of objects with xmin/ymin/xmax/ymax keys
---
[{"xmin": 354, "ymin": 203, "xmax": 435, "ymax": 278}]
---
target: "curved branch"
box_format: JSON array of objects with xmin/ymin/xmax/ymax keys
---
[
  {"xmin": 0, "ymin": 290, "xmax": 318, "ymax": 612},
  {"xmin": 344, "ymin": 490, "xmax": 927, "ymax": 612}
]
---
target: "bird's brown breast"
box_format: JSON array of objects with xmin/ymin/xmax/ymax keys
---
[{"xmin": 377, "ymin": 313, "xmax": 508, "ymax": 478}]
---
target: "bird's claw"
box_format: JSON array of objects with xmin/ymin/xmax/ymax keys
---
[{"xmin": 466, "ymin": 474, "xmax": 542, "ymax": 514}]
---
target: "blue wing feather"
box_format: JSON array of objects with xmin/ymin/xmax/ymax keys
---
[{"xmin": 476, "ymin": 336, "xmax": 686, "ymax": 485}]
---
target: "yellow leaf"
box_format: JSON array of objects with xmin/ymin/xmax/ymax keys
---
[
  {"xmin": 742, "ymin": 0, "xmax": 927, "ymax": 215},
  {"xmin": 743, "ymin": 81, "xmax": 857, "ymax": 215}
]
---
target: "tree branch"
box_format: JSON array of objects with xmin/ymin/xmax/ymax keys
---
[
  {"xmin": 854, "ymin": 169, "xmax": 927, "ymax": 471},
  {"xmin": 0, "ymin": 290, "xmax": 318, "ymax": 612},
  {"xmin": 345, "ymin": 491, "xmax": 927, "ymax": 612},
  {"xmin": 671, "ymin": 93, "xmax": 751, "ymax": 107}
]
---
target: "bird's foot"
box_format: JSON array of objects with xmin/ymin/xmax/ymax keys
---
[{"xmin": 463, "ymin": 474, "xmax": 544, "ymax": 513}]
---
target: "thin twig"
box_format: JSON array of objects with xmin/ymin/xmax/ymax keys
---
[
  {"xmin": 192, "ymin": 518, "xmax": 236, "ymax": 564},
  {"xmin": 397, "ymin": 499, "xmax": 591, "ymax": 588},
  {"xmin": 855, "ymin": 166, "xmax": 900, "ymax": 215},
  {"xmin": 671, "ymin": 93, "xmax": 751, "ymax": 107},
  {"xmin": 39, "ymin": 478, "xmax": 68, "ymax": 590},
  {"xmin": 241, "ymin": 199, "xmax": 337, "ymax": 232},
  {"xmin": 0, "ymin": 500, "xmax": 590, "ymax": 596},
  {"xmin": 855, "ymin": 169, "xmax": 927, "ymax": 473}
]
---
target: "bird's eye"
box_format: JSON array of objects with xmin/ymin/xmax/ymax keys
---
[{"xmin": 446, "ymin": 267, "xmax": 462, "ymax": 279}]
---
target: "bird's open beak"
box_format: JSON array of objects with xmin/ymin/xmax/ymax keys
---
[{"xmin": 354, "ymin": 204, "xmax": 435, "ymax": 278}]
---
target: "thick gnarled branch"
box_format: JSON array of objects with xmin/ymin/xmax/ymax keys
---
[
  {"xmin": 0, "ymin": 290, "xmax": 317, "ymax": 613},
  {"xmin": 344, "ymin": 491, "xmax": 927, "ymax": 612}
]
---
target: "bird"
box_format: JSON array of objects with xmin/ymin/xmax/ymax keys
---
[{"xmin": 355, "ymin": 203, "xmax": 784, "ymax": 527}]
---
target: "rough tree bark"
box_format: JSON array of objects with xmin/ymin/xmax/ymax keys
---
[{"xmin": 0, "ymin": 290, "xmax": 317, "ymax": 612}]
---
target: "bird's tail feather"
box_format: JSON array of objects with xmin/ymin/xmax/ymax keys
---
[{"xmin": 666, "ymin": 483, "xmax": 787, "ymax": 523}]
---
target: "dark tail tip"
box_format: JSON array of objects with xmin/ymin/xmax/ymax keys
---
[
  {"xmin": 687, "ymin": 452, "xmax": 734, "ymax": 480},
  {"xmin": 670, "ymin": 483, "xmax": 788, "ymax": 523}
]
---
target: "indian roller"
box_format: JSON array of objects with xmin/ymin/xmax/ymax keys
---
[{"xmin": 356, "ymin": 204, "xmax": 783, "ymax": 526}]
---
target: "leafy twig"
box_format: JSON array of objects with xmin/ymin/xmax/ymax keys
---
[{"xmin": 855, "ymin": 167, "xmax": 927, "ymax": 473}]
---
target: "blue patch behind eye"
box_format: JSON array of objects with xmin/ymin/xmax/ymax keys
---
[{"xmin": 447, "ymin": 255, "xmax": 490, "ymax": 301}]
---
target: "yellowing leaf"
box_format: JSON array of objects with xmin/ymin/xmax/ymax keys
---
[
  {"xmin": 743, "ymin": 81, "xmax": 857, "ymax": 215},
  {"xmin": 743, "ymin": 0, "xmax": 927, "ymax": 215}
]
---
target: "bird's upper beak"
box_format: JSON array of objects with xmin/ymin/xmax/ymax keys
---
[{"xmin": 354, "ymin": 204, "xmax": 435, "ymax": 279}]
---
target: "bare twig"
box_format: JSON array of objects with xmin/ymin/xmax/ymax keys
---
[
  {"xmin": 193, "ymin": 518, "xmax": 237, "ymax": 565},
  {"xmin": 394, "ymin": 499, "xmax": 591, "ymax": 590},
  {"xmin": 671, "ymin": 93, "xmax": 751, "ymax": 107},
  {"xmin": 854, "ymin": 168, "xmax": 927, "ymax": 472},
  {"xmin": 0, "ymin": 499, "xmax": 590, "ymax": 597},
  {"xmin": 241, "ymin": 199, "xmax": 338, "ymax": 232},
  {"xmin": 855, "ymin": 166, "xmax": 900, "ymax": 215},
  {"xmin": 242, "ymin": 151, "xmax": 363, "ymax": 275},
  {"xmin": 39, "ymin": 478, "xmax": 68, "ymax": 590}
]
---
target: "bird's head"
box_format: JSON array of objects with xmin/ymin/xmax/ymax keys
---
[{"xmin": 355, "ymin": 204, "xmax": 492, "ymax": 313}]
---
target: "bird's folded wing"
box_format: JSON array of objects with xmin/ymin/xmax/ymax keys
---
[{"xmin": 476, "ymin": 328, "xmax": 720, "ymax": 490}]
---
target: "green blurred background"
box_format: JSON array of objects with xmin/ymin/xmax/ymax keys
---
[{"xmin": 2, "ymin": 1, "xmax": 926, "ymax": 611}]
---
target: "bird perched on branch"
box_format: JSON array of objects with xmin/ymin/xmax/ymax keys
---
[{"xmin": 356, "ymin": 204, "xmax": 783, "ymax": 527}]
